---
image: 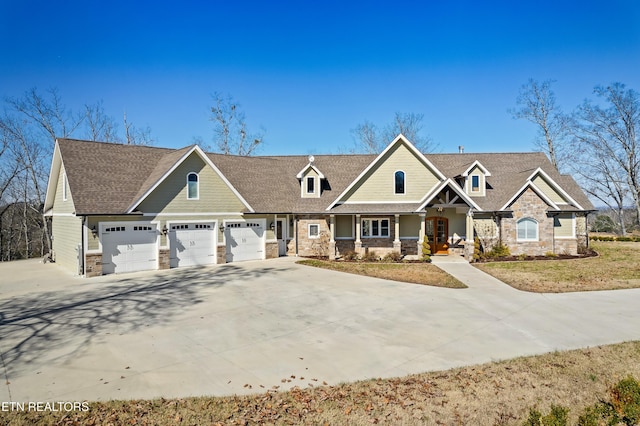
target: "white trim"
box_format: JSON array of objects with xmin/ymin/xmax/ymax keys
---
[
  {"xmin": 308, "ymin": 223, "xmax": 320, "ymax": 239},
  {"xmin": 361, "ymin": 218, "xmax": 391, "ymax": 238},
  {"xmin": 461, "ymin": 160, "xmax": 491, "ymax": 177},
  {"xmin": 48, "ymin": 212, "xmax": 77, "ymax": 217},
  {"xmin": 341, "ymin": 200, "xmax": 423, "ymax": 205},
  {"xmin": 516, "ymin": 217, "xmax": 539, "ymax": 241},
  {"xmin": 399, "ymin": 236, "xmax": 419, "ymax": 240},
  {"xmin": 416, "ymin": 178, "xmax": 482, "ymax": 211},
  {"xmin": 500, "ymin": 181, "xmax": 559, "ymax": 211},
  {"xmin": 186, "ymin": 172, "xmax": 199, "ymax": 200},
  {"xmin": 327, "ymin": 134, "xmax": 446, "ymax": 210},
  {"xmin": 526, "ymin": 168, "xmax": 584, "ymax": 210},
  {"xmin": 44, "ymin": 141, "xmax": 63, "ymax": 213},
  {"xmin": 62, "ymin": 170, "xmax": 68, "ymax": 201},
  {"xmin": 306, "ymin": 176, "xmax": 316, "ymax": 195},
  {"xmin": 142, "ymin": 212, "xmax": 243, "ymax": 216},
  {"xmin": 296, "ymin": 163, "xmax": 325, "ymax": 179},
  {"xmin": 127, "ymin": 145, "xmax": 254, "ymax": 213},
  {"xmin": 394, "ymin": 170, "xmax": 406, "ymax": 195}
]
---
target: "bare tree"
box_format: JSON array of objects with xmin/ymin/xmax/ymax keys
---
[
  {"xmin": 122, "ymin": 111, "xmax": 154, "ymax": 145},
  {"xmin": 511, "ymin": 79, "xmax": 569, "ymax": 170},
  {"xmin": 210, "ymin": 92, "xmax": 265, "ymax": 156},
  {"xmin": 351, "ymin": 112, "xmax": 435, "ymax": 153},
  {"xmin": 84, "ymin": 100, "xmax": 119, "ymax": 142},
  {"xmin": 572, "ymin": 83, "xmax": 640, "ymax": 227}
]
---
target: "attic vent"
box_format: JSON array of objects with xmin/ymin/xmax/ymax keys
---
[{"xmin": 458, "ymin": 146, "xmax": 464, "ymax": 153}]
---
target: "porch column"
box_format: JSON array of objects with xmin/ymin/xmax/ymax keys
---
[
  {"xmin": 465, "ymin": 208, "xmax": 475, "ymax": 261},
  {"xmin": 329, "ymin": 215, "xmax": 336, "ymax": 260},
  {"xmin": 393, "ymin": 214, "xmax": 401, "ymax": 253},
  {"xmin": 355, "ymin": 214, "xmax": 362, "ymax": 255},
  {"xmin": 417, "ymin": 213, "xmax": 426, "ymax": 255}
]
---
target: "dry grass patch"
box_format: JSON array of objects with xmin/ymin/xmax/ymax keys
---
[
  {"xmin": 3, "ymin": 342, "xmax": 640, "ymax": 425},
  {"xmin": 475, "ymin": 241, "xmax": 640, "ymax": 292},
  {"xmin": 297, "ymin": 259, "xmax": 466, "ymax": 288}
]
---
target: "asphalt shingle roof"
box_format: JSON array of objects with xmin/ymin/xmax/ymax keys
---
[{"xmin": 56, "ymin": 138, "xmax": 594, "ymax": 215}]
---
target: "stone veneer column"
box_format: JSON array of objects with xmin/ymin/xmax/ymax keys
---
[
  {"xmin": 393, "ymin": 214, "xmax": 401, "ymax": 253},
  {"xmin": 355, "ymin": 214, "xmax": 362, "ymax": 255}
]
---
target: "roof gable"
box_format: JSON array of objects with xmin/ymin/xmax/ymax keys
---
[
  {"xmin": 461, "ymin": 160, "xmax": 491, "ymax": 177},
  {"xmin": 327, "ymin": 134, "xmax": 446, "ymax": 209},
  {"xmin": 127, "ymin": 145, "xmax": 253, "ymax": 213}
]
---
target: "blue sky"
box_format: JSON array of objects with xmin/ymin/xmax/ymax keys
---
[{"xmin": 1, "ymin": 0, "xmax": 639, "ymax": 155}]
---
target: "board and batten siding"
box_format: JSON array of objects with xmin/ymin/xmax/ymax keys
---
[
  {"xmin": 137, "ymin": 152, "xmax": 247, "ymax": 214},
  {"xmin": 340, "ymin": 142, "xmax": 440, "ymax": 203},
  {"xmin": 532, "ymin": 176, "xmax": 567, "ymax": 204},
  {"xmin": 52, "ymin": 215, "xmax": 82, "ymax": 274}
]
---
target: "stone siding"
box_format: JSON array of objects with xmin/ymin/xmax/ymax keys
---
[
  {"xmin": 335, "ymin": 240, "xmax": 356, "ymax": 257},
  {"xmin": 554, "ymin": 239, "xmax": 578, "ymax": 255},
  {"xmin": 502, "ymin": 188, "xmax": 554, "ymax": 256},
  {"xmin": 159, "ymin": 248, "xmax": 170, "ymax": 270},
  {"xmin": 265, "ymin": 241, "xmax": 279, "ymax": 259},
  {"xmin": 216, "ymin": 244, "xmax": 226, "ymax": 264},
  {"xmin": 293, "ymin": 215, "xmax": 330, "ymax": 257},
  {"xmin": 85, "ymin": 253, "xmax": 102, "ymax": 277},
  {"xmin": 401, "ymin": 239, "xmax": 418, "ymax": 256}
]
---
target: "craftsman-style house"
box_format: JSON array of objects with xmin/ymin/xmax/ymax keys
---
[{"xmin": 44, "ymin": 135, "xmax": 594, "ymax": 276}]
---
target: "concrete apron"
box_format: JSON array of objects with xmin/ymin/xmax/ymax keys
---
[{"xmin": 1, "ymin": 256, "xmax": 639, "ymax": 403}]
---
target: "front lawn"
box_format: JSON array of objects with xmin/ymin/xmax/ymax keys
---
[
  {"xmin": 297, "ymin": 259, "xmax": 467, "ymax": 288},
  {"xmin": 475, "ymin": 241, "xmax": 640, "ymax": 292}
]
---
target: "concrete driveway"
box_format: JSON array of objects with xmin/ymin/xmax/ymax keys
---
[{"xmin": 1, "ymin": 256, "xmax": 639, "ymax": 402}]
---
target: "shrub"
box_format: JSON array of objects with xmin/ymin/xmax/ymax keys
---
[
  {"xmin": 342, "ymin": 250, "xmax": 359, "ymax": 261},
  {"xmin": 517, "ymin": 253, "xmax": 527, "ymax": 261},
  {"xmin": 524, "ymin": 405, "xmax": 569, "ymax": 426},
  {"xmin": 608, "ymin": 375, "xmax": 640, "ymax": 425},
  {"xmin": 362, "ymin": 250, "xmax": 379, "ymax": 262},
  {"xmin": 382, "ymin": 251, "xmax": 403, "ymax": 262},
  {"xmin": 421, "ymin": 235, "xmax": 431, "ymax": 263},
  {"xmin": 487, "ymin": 241, "xmax": 510, "ymax": 258},
  {"xmin": 545, "ymin": 251, "xmax": 558, "ymax": 258},
  {"xmin": 472, "ymin": 236, "xmax": 482, "ymax": 262}
]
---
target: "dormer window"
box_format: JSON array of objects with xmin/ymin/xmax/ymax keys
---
[
  {"xmin": 471, "ymin": 175, "xmax": 480, "ymax": 192},
  {"xmin": 394, "ymin": 171, "xmax": 405, "ymax": 194},
  {"xmin": 307, "ymin": 176, "xmax": 315, "ymax": 194},
  {"xmin": 187, "ymin": 173, "xmax": 199, "ymax": 199}
]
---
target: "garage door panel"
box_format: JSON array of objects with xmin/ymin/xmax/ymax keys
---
[
  {"xmin": 101, "ymin": 224, "xmax": 158, "ymax": 275},
  {"xmin": 169, "ymin": 223, "xmax": 216, "ymax": 268},
  {"xmin": 225, "ymin": 222, "xmax": 264, "ymax": 262}
]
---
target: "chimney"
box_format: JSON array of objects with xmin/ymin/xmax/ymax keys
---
[{"xmin": 458, "ymin": 146, "xmax": 464, "ymax": 153}]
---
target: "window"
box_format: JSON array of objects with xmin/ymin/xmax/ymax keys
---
[
  {"xmin": 361, "ymin": 219, "xmax": 390, "ymax": 237},
  {"xmin": 308, "ymin": 224, "xmax": 320, "ymax": 238},
  {"xmin": 471, "ymin": 175, "xmax": 480, "ymax": 192},
  {"xmin": 187, "ymin": 173, "xmax": 199, "ymax": 199},
  {"xmin": 62, "ymin": 172, "xmax": 68, "ymax": 201},
  {"xmin": 306, "ymin": 176, "xmax": 315, "ymax": 194},
  {"xmin": 394, "ymin": 171, "xmax": 405, "ymax": 194},
  {"xmin": 517, "ymin": 218, "xmax": 538, "ymax": 241}
]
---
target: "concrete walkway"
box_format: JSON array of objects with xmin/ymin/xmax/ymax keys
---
[{"xmin": 1, "ymin": 256, "xmax": 639, "ymax": 403}]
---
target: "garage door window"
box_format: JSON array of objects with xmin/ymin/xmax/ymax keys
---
[{"xmin": 187, "ymin": 173, "xmax": 199, "ymax": 199}]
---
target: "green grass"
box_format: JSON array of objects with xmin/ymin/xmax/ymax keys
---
[{"xmin": 297, "ymin": 259, "xmax": 467, "ymax": 288}]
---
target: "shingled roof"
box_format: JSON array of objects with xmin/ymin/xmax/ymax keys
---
[{"xmin": 52, "ymin": 138, "xmax": 594, "ymax": 215}]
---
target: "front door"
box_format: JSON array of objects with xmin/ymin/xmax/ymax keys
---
[
  {"xmin": 276, "ymin": 219, "xmax": 287, "ymax": 256},
  {"xmin": 425, "ymin": 217, "xmax": 449, "ymax": 254}
]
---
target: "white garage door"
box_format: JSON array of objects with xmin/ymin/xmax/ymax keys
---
[
  {"xmin": 169, "ymin": 222, "xmax": 216, "ymax": 268},
  {"xmin": 101, "ymin": 223, "xmax": 158, "ymax": 275},
  {"xmin": 225, "ymin": 221, "xmax": 264, "ymax": 262}
]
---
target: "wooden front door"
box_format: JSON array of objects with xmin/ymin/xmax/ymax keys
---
[{"xmin": 425, "ymin": 217, "xmax": 449, "ymax": 254}]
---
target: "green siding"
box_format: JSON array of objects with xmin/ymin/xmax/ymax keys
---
[
  {"xmin": 137, "ymin": 153, "xmax": 246, "ymax": 214},
  {"xmin": 468, "ymin": 166, "xmax": 485, "ymax": 197},
  {"xmin": 301, "ymin": 169, "xmax": 320, "ymax": 198},
  {"xmin": 335, "ymin": 215, "xmax": 353, "ymax": 238},
  {"xmin": 399, "ymin": 215, "xmax": 420, "ymax": 238},
  {"xmin": 52, "ymin": 166, "xmax": 75, "ymax": 214},
  {"xmin": 52, "ymin": 215, "xmax": 82, "ymax": 274},
  {"xmin": 341, "ymin": 142, "xmax": 440, "ymax": 202},
  {"xmin": 532, "ymin": 176, "xmax": 567, "ymax": 204},
  {"xmin": 554, "ymin": 213, "xmax": 575, "ymax": 238}
]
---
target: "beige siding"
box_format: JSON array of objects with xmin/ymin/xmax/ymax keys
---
[
  {"xmin": 137, "ymin": 152, "xmax": 246, "ymax": 214},
  {"xmin": 532, "ymin": 176, "xmax": 567, "ymax": 204},
  {"xmin": 52, "ymin": 215, "xmax": 82, "ymax": 274},
  {"xmin": 301, "ymin": 169, "xmax": 320, "ymax": 198},
  {"xmin": 399, "ymin": 215, "xmax": 420, "ymax": 238},
  {"xmin": 468, "ymin": 166, "xmax": 486, "ymax": 197},
  {"xmin": 554, "ymin": 213, "xmax": 575, "ymax": 238},
  {"xmin": 52, "ymin": 166, "xmax": 75, "ymax": 214},
  {"xmin": 335, "ymin": 215, "xmax": 353, "ymax": 238},
  {"xmin": 341, "ymin": 142, "xmax": 440, "ymax": 202}
]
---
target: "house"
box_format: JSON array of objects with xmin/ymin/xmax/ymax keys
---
[{"xmin": 44, "ymin": 135, "xmax": 594, "ymax": 277}]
